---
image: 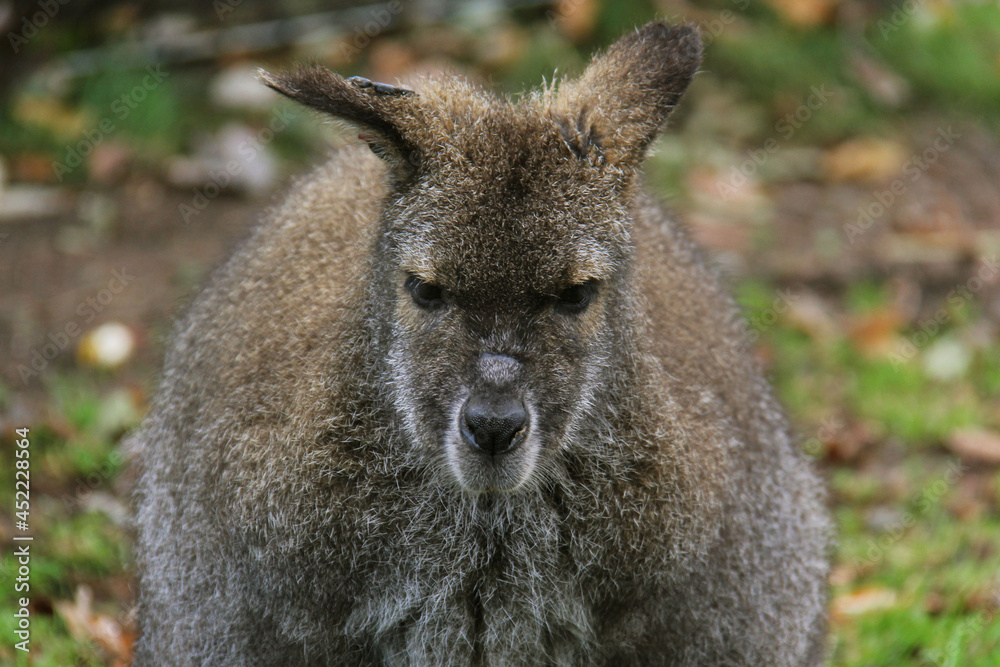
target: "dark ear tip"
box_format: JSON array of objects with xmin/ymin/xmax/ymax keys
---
[
  {"xmin": 259, "ymin": 64, "xmax": 340, "ymax": 97},
  {"xmin": 638, "ymin": 21, "xmax": 703, "ymax": 60},
  {"xmin": 257, "ymin": 67, "xmax": 282, "ymax": 91},
  {"xmin": 258, "ymin": 67, "xmax": 305, "ymax": 97}
]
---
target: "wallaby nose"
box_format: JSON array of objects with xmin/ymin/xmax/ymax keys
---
[{"xmin": 460, "ymin": 394, "xmax": 528, "ymax": 455}]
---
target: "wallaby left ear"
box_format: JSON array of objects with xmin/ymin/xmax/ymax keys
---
[
  {"xmin": 259, "ymin": 65, "xmax": 423, "ymax": 180},
  {"xmin": 551, "ymin": 21, "xmax": 702, "ymax": 167}
]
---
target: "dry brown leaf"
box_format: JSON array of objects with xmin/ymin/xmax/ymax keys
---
[
  {"xmin": 947, "ymin": 496, "xmax": 986, "ymax": 522},
  {"xmin": 54, "ymin": 586, "xmax": 134, "ymax": 664},
  {"xmin": 764, "ymin": 0, "xmax": 840, "ymax": 28},
  {"xmin": 830, "ymin": 586, "xmax": 897, "ymax": 622},
  {"xmin": 825, "ymin": 421, "xmax": 877, "ymax": 463},
  {"xmin": 962, "ymin": 585, "xmax": 1000, "ymax": 614},
  {"xmin": 828, "ymin": 564, "xmax": 856, "ymax": 588},
  {"xmin": 848, "ymin": 309, "xmax": 904, "ymax": 357},
  {"xmin": 553, "ymin": 0, "xmax": 598, "ymax": 41},
  {"xmin": 11, "ymin": 153, "xmax": 58, "ymax": 183},
  {"xmin": 946, "ymin": 428, "xmax": 1000, "ymax": 466},
  {"xmin": 784, "ymin": 292, "xmax": 838, "ymax": 342},
  {"xmin": 13, "ymin": 96, "xmax": 89, "ymax": 140},
  {"xmin": 822, "ymin": 137, "xmax": 908, "ymax": 184},
  {"xmin": 924, "ymin": 592, "xmax": 947, "ymax": 615}
]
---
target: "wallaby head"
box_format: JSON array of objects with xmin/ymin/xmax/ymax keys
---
[{"xmin": 260, "ymin": 23, "xmax": 701, "ymax": 493}]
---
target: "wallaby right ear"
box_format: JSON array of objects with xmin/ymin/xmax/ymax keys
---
[
  {"xmin": 551, "ymin": 22, "xmax": 702, "ymax": 168},
  {"xmin": 260, "ymin": 65, "xmax": 421, "ymax": 179}
]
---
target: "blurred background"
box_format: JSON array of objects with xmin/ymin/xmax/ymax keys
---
[{"xmin": 1, "ymin": 0, "xmax": 999, "ymax": 664}]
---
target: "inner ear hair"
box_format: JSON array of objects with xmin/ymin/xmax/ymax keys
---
[
  {"xmin": 259, "ymin": 65, "xmax": 422, "ymax": 178},
  {"xmin": 552, "ymin": 22, "xmax": 703, "ymax": 167}
]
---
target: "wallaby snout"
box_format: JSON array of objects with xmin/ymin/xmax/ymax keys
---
[
  {"xmin": 460, "ymin": 393, "xmax": 529, "ymax": 456},
  {"xmin": 450, "ymin": 352, "xmax": 537, "ymax": 487},
  {"xmin": 463, "ymin": 352, "xmax": 529, "ymax": 457}
]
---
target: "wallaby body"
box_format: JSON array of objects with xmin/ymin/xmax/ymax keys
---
[{"xmin": 134, "ymin": 23, "xmax": 830, "ymax": 666}]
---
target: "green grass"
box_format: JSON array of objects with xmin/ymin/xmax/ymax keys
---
[
  {"xmin": 738, "ymin": 277, "xmax": 1000, "ymax": 665},
  {"xmin": 831, "ymin": 488, "xmax": 1000, "ymax": 666},
  {"xmin": 0, "ymin": 377, "xmax": 138, "ymax": 666}
]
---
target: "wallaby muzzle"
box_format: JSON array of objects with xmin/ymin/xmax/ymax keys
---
[
  {"xmin": 460, "ymin": 352, "xmax": 529, "ymax": 456},
  {"xmin": 460, "ymin": 393, "xmax": 528, "ymax": 455}
]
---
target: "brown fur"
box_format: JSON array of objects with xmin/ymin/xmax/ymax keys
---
[{"xmin": 133, "ymin": 22, "xmax": 831, "ymax": 665}]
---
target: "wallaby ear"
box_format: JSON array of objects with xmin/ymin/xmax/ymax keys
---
[
  {"xmin": 260, "ymin": 65, "xmax": 421, "ymax": 179},
  {"xmin": 551, "ymin": 22, "xmax": 702, "ymax": 167}
]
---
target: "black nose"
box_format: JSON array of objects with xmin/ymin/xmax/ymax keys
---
[{"xmin": 460, "ymin": 394, "xmax": 528, "ymax": 455}]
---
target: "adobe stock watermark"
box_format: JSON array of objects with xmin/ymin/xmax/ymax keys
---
[
  {"xmin": 51, "ymin": 65, "xmax": 169, "ymax": 182},
  {"xmin": 922, "ymin": 579, "xmax": 998, "ymax": 667},
  {"xmin": 694, "ymin": 0, "xmax": 750, "ymax": 49},
  {"xmin": 718, "ymin": 84, "xmax": 835, "ymax": 199},
  {"xmin": 851, "ymin": 458, "xmax": 964, "ymax": 575},
  {"xmin": 924, "ymin": 609, "xmax": 988, "ymax": 667},
  {"xmin": 16, "ymin": 267, "xmax": 135, "ymax": 384},
  {"xmin": 7, "ymin": 0, "xmax": 71, "ymax": 54},
  {"xmin": 889, "ymin": 256, "xmax": 999, "ymax": 368},
  {"xmin": 178, "ymin": 106, "xmax": 295, "ymax": 224},
  {"xmin": 877, "ymin": 0, "xmax": 927, "ymax": 40},
  {"xmin": 843, "ymin": 126, "xmax": 960, "ymax": 245}
]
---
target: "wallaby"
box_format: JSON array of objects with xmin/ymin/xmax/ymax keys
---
[{"xmin": 133, "ymin": 21, "xmax": 831, "ymax": 666}]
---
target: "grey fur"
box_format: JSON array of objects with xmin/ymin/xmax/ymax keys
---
[{"xmin": 133, "ymin": 21, "xmax": 831, "ymax": 666}]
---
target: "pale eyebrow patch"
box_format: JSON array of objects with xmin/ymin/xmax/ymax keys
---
[
  {"xmin": 567, "ymin": 244, "xmax": 614, "ymax": 284},
  {"xmin": 397, "ymin": 248, "xmax": 440, "ymax": 284}
]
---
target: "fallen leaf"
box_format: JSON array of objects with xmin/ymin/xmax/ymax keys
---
[
  {"xmin": 822, "ymin": 137, "xmax": 908, "ymax": 184},
  {"xmin": 828, "ymin": 565, "xmax": 856, "ymax": 587},
  {"xmin": 11, "ymin": 153, "xmax": 58, "ymax": 183},
  {"xmin": 55, "ymin": 586, "xmax": 135, "ymax": 665},
  {"xmin": 553, "ymin": 0, "xmax": 598, "ymax": 40},
  {"xmin": 831, "ymin": 586, "xmax": 897, "ymax": 622},
  {"xmin": 13, "ymin": 95, "xmax": 89, "ymax": 140},
  {"xmin": 962, "ymin": 585, "xmax": 1000, "ymax": 613},
  {"xmin": 848, "ymin": 308, "xmax": 904, "ymax": 357},
  {"xmin": 784, "ymin": 292, "xmax": 838, "ymax": 342},
  {"xmin": 946, "ymin": 429, "xmax": 1000, "ymax": 466},
  {"xmin": 946, "ymin": 495, "xmax": 985, "ymax": 522},
  {"xmin": 764, "ymin": 0, "xmax": 840, "ymax": 28},
  {"xmin": 924, "ymin": 591, "xmax": 946, "ymax": 615},
  {"xmin": 825, "ymin": 420, "xmax": 877, "ymax": 463}
]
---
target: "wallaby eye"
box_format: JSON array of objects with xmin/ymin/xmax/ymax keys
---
[
  {"xmin": 406, "ymin": 275, "xmax": 446, "ymax": 310},
  {"xmin": 555, "ymin": 280, "xmax": 598, "ymax": 315}
]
